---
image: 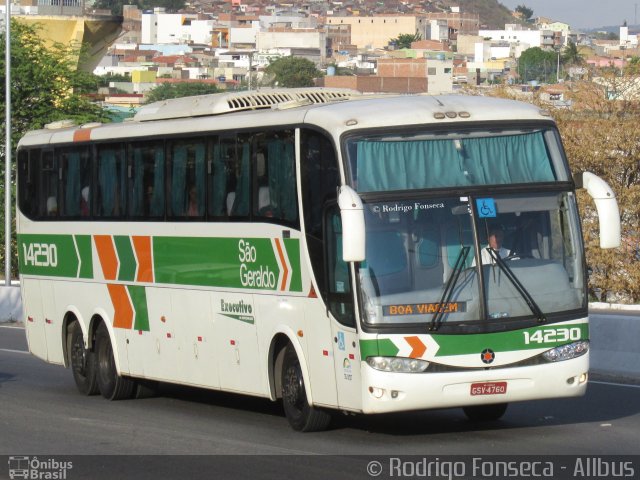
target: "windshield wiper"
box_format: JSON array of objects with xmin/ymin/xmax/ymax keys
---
[
  {"xmin": 488, "ymin": 249, "xmax": 547, "ymax": 323},
  {"xmin": 429, "ymin": 246, "xmax": 470, "ymax": 331}
]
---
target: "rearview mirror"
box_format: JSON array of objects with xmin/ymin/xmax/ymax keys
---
[
  {"xmin": 338, "ymin": 185, "xmax": 365, "ymax": 262},
  {"xmin": 575, "ymin": 172, "xmax": 621, "ymax": 249}
]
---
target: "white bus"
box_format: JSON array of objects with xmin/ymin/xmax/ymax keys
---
[{"xmin": 17, "ymin": 89, "xmax": 620, "ymax": 431}]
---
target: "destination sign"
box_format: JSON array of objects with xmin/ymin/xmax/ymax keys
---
[{"xmin": 383, "ymin": 302, "xmax": 466, "ymax": 316}]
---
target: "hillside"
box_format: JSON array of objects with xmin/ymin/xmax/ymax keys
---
[{"xmin": 438, "ymin": 0, "xmax": 521, "ymax": 29}]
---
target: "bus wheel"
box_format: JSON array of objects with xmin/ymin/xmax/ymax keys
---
[
  {"xmin": 463, "ymin": 403, "xmax": 508, "ymax": 422},
  {"xmin": 281, "ymin": 345, "xmax": 331, "ymax": 432},
  {"xmin": 95, "ymin": 323, "xmax": 135, "ymax": 400},
  {"xmin": 68, "ymin": 321, "xmax": 98, "ymax": 396}
]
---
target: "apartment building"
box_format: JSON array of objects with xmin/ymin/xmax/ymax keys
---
[
  {"xmin": 479, "ymin": 25, "xmax": 556, "ymax": 55},
  {"xmin": 256, "ymin": 28, "xmax": 327, "ymax": 64},
  {"xmin": 324, "ymin": 15, "xmax": 428, "ymax": 50},
  {"xmin": 322, "ymin": 57, "xmax": 453, "ymax": 94},
  {"xmin": 141, "ymin": 9, "xmax": 205, "ymax": 44}
]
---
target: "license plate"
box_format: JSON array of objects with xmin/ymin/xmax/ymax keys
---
[{"xmin": 470, "ymin": 381, "xmax": 507, "ymax": 396}]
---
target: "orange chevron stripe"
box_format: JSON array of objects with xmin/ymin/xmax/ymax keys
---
[
  {"xmin": 274, "ymin": 238, "xmax": 289, "ymax": 291},
  {"xmin": 132, "ymin": 236, "xmax": 153, "ymax": 283},
  {"xmin": 405, "ymin": 336, "xmax": 427, "ymax": 359},
  {"xmin": 107, "ymin": 284, "xmax": 133, "ymax": 329},
  {"xmin": 94, "ymin": 235, "xmax": 118, "ymax": 280}
]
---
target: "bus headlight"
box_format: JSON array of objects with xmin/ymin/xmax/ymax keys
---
[
  {"xmin": 542, "ymin": 341, "xmax": 589, "ymax": 362},
  {"xmin": 366, "ymin": 356, "xmax": 430, "ymax": 373}
]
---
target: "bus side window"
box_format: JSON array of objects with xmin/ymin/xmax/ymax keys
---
[
  {"xmin": 168, "ymin": 139, "xmax": 205, "ymax": 219},
  {"xmin": 208, "ymin": 135, "xmax": 237, "ymax": 218},
  {"xmin": 17, "ymin": 149, "xmax": 39, "ymax": 219},
  {"xmin": 300, "ymin": 129, "xmax": 340, "ymax": 303},
  {"xmin": 97, "ymin": 145, "xmax": 126, "ymax": 218},
  {"xmin": 207, "ymin": 137, "xmax": 226, "ymax": 217},
  {"xmin": 253, "ymin": 129, "xmax": 298, "ymax": 225},
  {"xmin": 39, "ymin": 151, "xmax": 58, "ymax": 218},
  {"xmin": 59, "ymin": 147, "xmax": 91, "ymax": 218},
  {"xmin": 129, "ymin": 142, "xmax": 165, "ymax": 219},
  {"xmin": 230, "ymin": 135, "xmax": 251, "ymax": 217},
  {"xmin": 325, "ymin": 208, "xmax": 355, "ymax": 327}
]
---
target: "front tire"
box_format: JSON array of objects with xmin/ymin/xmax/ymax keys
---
[
  {"xmin": 463, "ymin": 403, "xmax": 508, "ymax": 421},
  {"xmin": 95, "ymin": 323, "xmax": 135, "ymax": 400},
  {"xmin": 68, "ymin": 321, "xmax": 98, "ymax": 396},
  {"xmin": 281, "ymin": 345, "xmax": 331, "ymax": 432}
]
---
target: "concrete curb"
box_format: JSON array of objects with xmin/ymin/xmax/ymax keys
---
[
  {"xmin": 588, "ymin": 312, "xmax": 640, "ymax": 382},
  {"xmin": 0, "ymin": 284, "xmax": 24, "ymax": 323},
  {"xmin": 589, "ymin": 302, "xmax": 640, "ymax": 312}
]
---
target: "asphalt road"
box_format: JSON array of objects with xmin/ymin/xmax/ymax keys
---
[{"xmin": 1, "ymin": 322, "xmax": 639, "ymax": 480}]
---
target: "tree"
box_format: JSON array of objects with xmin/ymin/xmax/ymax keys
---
[
  {"xmin": 263, "ymin": 57, "xmax": 322, "ymax": 88},
  {"xmin": 144, "ymin": 82, "xmax": 220, "ymax": 103},
  {"xmin": 389, "ymin": 32, "xmax": 422, "ymax": 49},
  {"xmin": 515, "ymin": 5, "xmax": 534, "ymax": 21},
  {"xmin": 93, "ymin": 0, "xmax": 186, "ymax": 15},
  {"xmin": 561, "ymin": 41, "xmax": 585, "ymax": 67},
  {"xmin": 550, "ymin": 70, "xmax": 640, "ymax": 302},
  {"xmin": 1, "ymin": 22, "xmax": 107, "ymax": 137},
  {"xmin": 486, "ymin": 73, "xmax": 640, "ymax": 303},
  {"xmin": 0, "ymin": 20, "xmax": 107, "ymax": 278},
  {"xmin": 518, "ymin": 47, "xmax": 559, "ymax": 84},
  {"xmin": 624, "ymin": 56, "xmax": 640, "ymax": 76},
  {"xmin": 97, "ymin": 72, "xmax": 131, "ymax": 87}
]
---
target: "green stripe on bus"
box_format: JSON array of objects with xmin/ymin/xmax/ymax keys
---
[
  {"xmin": 74, "ymin": 235, "xmax": 93, "ymax": 279},
  {"xmin": 19, "ymin": 233, "xmax": 303, "ymax": 293},
  {"xmin": 153, "ymin": 237, "xmax": 302, "ymax": 291},
  {"xmin": 360, "ymin": 338, "xmax": 399, "ymax": 358},
  {"xmin": 283, "ymin": 238, "xmax": 302, "ymax": 292},
  {"xmin": 114, "ymin": 236, "xmax": 136, "ymax": 282},
  {"xmin": 154, "ymin": 237, "xmax": 242, "ymax": 287},
  {"xmin": 127, "ymin": 285, "xmax": 150, "ymax": 332},
  {"xmin": 432, "ymin": 323, "xmax": 589, "ymax": 356},
  {"xmin": 18, "ymin": 234, "xmax": 79, "ymax": 278}
]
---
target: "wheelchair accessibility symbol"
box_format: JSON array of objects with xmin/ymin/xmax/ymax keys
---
[{"xmin": 476, "ymin": 198, "xmax": 497, "ymax": 218}]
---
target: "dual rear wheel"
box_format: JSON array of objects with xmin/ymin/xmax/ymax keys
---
[{"xmin": 68, "ymin": 321, "xmax": 137, "ymax": 400}]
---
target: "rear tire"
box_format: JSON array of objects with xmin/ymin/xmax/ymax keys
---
[
  {"xmin": 463, "ymin": 403, "xmax": 508, "ymax": 422},
  {"xmin": 95, "ymin": 323, "xmax": 135, "ymax": 400},
  {"xmin": 281, "ymin": 345, "xmax": 331, "ymax": 432},
  {"xmin": 134, "ymin": 379, "xmax": 159, "ymax": 399},
  {"xmin": 68, "ymin": 321, "xmax": 98, "ymax": 396}
]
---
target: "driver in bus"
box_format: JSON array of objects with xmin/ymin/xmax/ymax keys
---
[{"xmin": 480, "ymin": 224, "xmax": 511, "ymax": 264}]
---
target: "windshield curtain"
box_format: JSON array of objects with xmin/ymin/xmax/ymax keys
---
[
  {"xmin": 357, "ymin": 193, "xmax": 585, "ymax": 327},
  {"xmin": 350, "ymin": 130, "xmax": 559, "ymax": 192}
]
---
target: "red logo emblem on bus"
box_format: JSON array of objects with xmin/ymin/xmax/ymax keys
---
[{"xmin": 481, "ymin": 349, "xmax": 495, "ymax": 364}]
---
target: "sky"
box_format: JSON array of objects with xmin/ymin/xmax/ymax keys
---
[{"xmin": 499, "ymin": 0, "xmax": 639, "ymax": 30}]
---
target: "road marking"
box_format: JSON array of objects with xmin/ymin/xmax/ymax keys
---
[
  {"xmin": 0, "ymin": 324, "xmax": 24, "ymax": 329},
  {"xmin": 590, "ymin": 380, "xmax": 640, "ymax": 389},
  {"xmin": 0, "ymin": 348, "xmax": 29, "ymax": 355}
]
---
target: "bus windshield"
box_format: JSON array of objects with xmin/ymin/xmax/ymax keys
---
[
  {"xmin": 356, "ymin": 192, "xmax": 585, "ymax": 328},
  {"xmin": 346, "ymin": 128, "xmax": 569, "ymax": 192}
]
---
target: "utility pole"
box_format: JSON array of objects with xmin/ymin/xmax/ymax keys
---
[{"xmin": 5, "ymin": 0, "xmax": 12, "ymax": 285}]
